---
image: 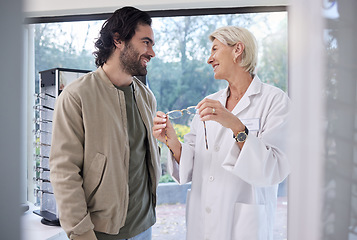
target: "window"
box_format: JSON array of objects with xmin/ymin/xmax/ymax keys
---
[{"xmin": 31, "ymin": 8, "xmax": 288, "ymax": 239}]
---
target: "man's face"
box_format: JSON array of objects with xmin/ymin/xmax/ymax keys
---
[{"xmin": 120, "ymin": 24, "xmax": 155, "ymax": 76}]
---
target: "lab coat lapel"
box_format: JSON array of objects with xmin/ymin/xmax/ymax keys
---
[{"xmin": 212, "ymin": 91, "xmax": 230, "ymax": 142}]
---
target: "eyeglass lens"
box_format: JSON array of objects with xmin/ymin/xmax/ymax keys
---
[{"xmin": 167, "ymin": 106, "xmax": 198, "ymax": 119}]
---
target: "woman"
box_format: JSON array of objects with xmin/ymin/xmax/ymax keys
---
[{"xmin": 153, "ymin": 26, "xmax": 290, "ymax": 240}]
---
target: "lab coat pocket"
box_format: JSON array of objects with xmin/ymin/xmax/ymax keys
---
[
  {"xmin": 83, "ymin": 152, "xmax": 107, "ymax": 201},
  {"xmin": 232, "ymin": 202, "xmax": 268, "ymax": 240}
]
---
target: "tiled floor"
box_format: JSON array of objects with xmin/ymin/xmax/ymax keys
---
[
  {"xmin": 153, "ymin": 196, "xmax": 288, "ymax": 240},
  {"xmin": 153, "ymin": 203, "xmax": 186, "ymax": 240}
]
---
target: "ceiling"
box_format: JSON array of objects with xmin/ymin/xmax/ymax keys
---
[{"xmin": 23, "ymin": 0, "xmax": 289, "ymax": 18}]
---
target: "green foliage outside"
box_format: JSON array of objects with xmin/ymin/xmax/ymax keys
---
[
  {"xmin": 159, "ymin": 174, "xmax": 174, "ymax": 183},
  {"xmin": 173, "ymin": 124, "xmax": 191, "ymax": 142}
]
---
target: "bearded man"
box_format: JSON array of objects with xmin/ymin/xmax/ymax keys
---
[{"xmin": 49, "ymin": 6, "xmax": 161, "ymax": 240}]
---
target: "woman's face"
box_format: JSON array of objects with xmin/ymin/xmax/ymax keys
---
[{"xmin": 207, "ymin": 39, "xmax": 235, "ymax": 80}]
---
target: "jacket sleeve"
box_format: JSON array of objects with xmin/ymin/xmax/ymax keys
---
[
  {"xmin": 49, "ymin": 90, "xmax": 96, "ymax": 240},
  {"xmin": 222, "ymin": 92, "xmax": 291, "ymax": 187}
]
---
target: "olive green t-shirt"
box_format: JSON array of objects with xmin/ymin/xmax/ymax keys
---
[{"xmin": 95, "ymin": 83, "xmax": 155, "ymax": 239}]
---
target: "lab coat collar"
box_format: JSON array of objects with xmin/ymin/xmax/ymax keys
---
[{"xmin": 219, "ymin": 75, "xmax": 262, "ymax": 116}]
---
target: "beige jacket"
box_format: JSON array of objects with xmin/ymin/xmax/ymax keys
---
[{"xmin": 49, "ymin": 67, "xmax": 161, "ymax": 240}]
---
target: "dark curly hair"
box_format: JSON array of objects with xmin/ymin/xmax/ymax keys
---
[{"xmin": 93, "ymin": 6, "xmax": 152, "ymax": 67}]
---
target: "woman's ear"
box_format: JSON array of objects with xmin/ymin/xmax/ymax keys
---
[
  {"xmin": 234, "ymin": 42, "xmax": 244, "ymax": 56},
  {"xmin": 233, "ymin": 42, "xmax": 244, "ymax": 63}
]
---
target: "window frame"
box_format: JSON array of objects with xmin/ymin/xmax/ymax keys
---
[{"xmin": 25, "ymin": 6, "xmax": 287, "ymax": 24}]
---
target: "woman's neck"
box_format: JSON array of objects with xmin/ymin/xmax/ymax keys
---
[{"xmin": 227, "ymin": 71, "xmax": 253, "ymax": 101}]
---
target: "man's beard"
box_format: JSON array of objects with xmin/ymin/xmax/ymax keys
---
[{"xmin": 119, "ymin": 42, "xmax": 149, "ymax": 76}]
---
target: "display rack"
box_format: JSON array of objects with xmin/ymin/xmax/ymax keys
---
[{"xmin": 33, "ymin": 68, "xmax": 90, "ymax": 226}]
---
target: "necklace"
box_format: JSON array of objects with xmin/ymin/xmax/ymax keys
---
[
  {"xmin": 227, "ymin": 88, "xmax": 240, "ymax": 101},
  {"xmin": 229, "ymin": 95, "xmax": 239, "ymax": 100}
]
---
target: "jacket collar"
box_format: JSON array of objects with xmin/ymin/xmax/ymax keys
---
[
  {"xmin": 95, "ymin": 67, "xmax": 141, "ymax": 92},
  {"xmin": 218, "ymin": 75, "xmax": 262, "ymax": 116},
  {"xmin": 95, "ymin": 67, "xmax": 116, "ymax": 89}
]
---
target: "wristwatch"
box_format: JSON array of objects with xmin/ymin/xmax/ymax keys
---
[{"xmin": 233, "ymin": 126, "xmax": 249, "ymax": 143}]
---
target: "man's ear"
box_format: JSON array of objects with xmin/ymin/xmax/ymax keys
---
[{"xmin": 113, "ymin": 32, "xmax": 123, "ymax": 48}]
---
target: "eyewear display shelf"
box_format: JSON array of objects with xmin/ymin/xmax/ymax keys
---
[{"xmin": 33, "ymin": 68, "xmax": 89, "ymax": 226}]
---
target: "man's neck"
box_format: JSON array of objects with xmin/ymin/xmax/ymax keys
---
[{"xmin": 102, "ymin": 61, "xmax": 133, "ymax": 87}]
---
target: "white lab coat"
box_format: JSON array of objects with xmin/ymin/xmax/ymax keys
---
[{"xmin": 168, "ymin": 76, "xmax": 290, "ymax": 240}]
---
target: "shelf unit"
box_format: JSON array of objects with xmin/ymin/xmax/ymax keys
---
[{"xmin": 33, "ymin": 68, "xmax": 89, "ymax": 226}]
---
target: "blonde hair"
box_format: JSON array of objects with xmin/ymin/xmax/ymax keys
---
[{"xmin": 209, "ymin": 26, "xmax": 258, "ymax": 74}]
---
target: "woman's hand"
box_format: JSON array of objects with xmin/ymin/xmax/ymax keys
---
[
  {"xmin": 153, "ymin": 111, "xmax": 182, "ymax": 162},
  {"xmin": 196, "ymin": 98, "xmax": 245, "ymax": 135}
]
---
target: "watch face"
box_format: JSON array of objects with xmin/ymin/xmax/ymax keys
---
[{"xmin": 237, "ymin": 132, "xmax": 247, "ymax": 142}]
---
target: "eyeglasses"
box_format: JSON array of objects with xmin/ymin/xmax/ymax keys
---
[
  {"xmin": 165, "ymin": 106, "xmax": 208, "ymax": 157},
  {"xmin": 34, "ymin": 118, "xmax": 52, "ymax": 124},
  {"xmin": 33, "ymin": 104, "xmax": 54, "ymax": 112},
  {"xmin": 33, "ymin": 177, "xmax": 51, "ymax": 184},
  {"xmin": 166, "ymin": 106, "xmax": 208, "ymax": 149},
  {"xmin": 33, "ymin": 129, "xmax": 52, "ymax": 137},
  {"xmin": 33, "ymin": 142, "xmax": 51, "ymax": 147},
  {"xmin": 34, "ymin": 166, "xmax": 50, "ymax": 173},
  {"xmin": 34, "ymin": 92, "xmax": 56, "ymax": 100},
  {"xmin": 34, "ymin": 189, "xmax": 53, "ymax": 198},
  {"xmin": 166, "ymin": 106, "xmax": 197, "ymax": 120}
]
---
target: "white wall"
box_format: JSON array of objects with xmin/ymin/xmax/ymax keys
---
[
  {"xmin": 288, "ymin": 0, "xmax": 357, "ymax": 239},
  {"xmin": 23, "ymin": 0, "xmax": 289, "ymax": 18},
  {"xmin": 288, "ymin": 0, "xmax": 325, "ymax": 239},
  {"xmin": 0, "ymin": 0, "xmax": 23, "ymax": 239}
]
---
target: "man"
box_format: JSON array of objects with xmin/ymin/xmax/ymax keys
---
[{"xmin": 49, "ymin": 6, "xmax": 161, "ymax": 240}]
